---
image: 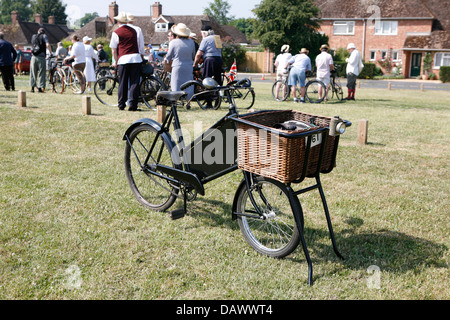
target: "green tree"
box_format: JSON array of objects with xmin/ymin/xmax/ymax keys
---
[
  {"xmin": 252, "ymin": 0, "xmax": 328, "ymax": 58},
  {"xmin": 230, "ymin": 18, "xmax": 257, "ymax": 40},
  {"xmin": 203, "ymin": 0, "xmax": 234, "ymax": 25},
  {"xmin": 0, "ymin": 0, "xmax": 34, "ymax": 24},
  {"xmin": 32, "ymin": 0, "xmax": 67, "ymax": 25},
  {"xmin": 75, "ymin": 12, "xmax": 99, "ymax": 28}
]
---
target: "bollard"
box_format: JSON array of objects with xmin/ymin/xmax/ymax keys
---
[
  {"xmin": 357, "ymin": 119, "xmax": 368, "ymax": 145},
  {"xmin": 388, "ymin": 82, "xmax": 391, "ymax": 90},
  {"xmin": 157, "ymin": 105, "xmax": 166, "ymax": 123},
  {"xmin": 357, "ymin": 81, "xmax": 360, "ymax": 89},
  {"xmin": 18, "ymin": 90, "xmax": 26, "ymax": 108},
  {"xmin": 420, "ymin": 83, "xmax": 424, "ymax": 92},
  {"xmin": 82, "ymin": 95, "xmax": 91, "ymax": 115}
]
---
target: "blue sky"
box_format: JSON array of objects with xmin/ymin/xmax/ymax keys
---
[{"xmin": 62, "ymin": 0, "xmax": 261, "ymax": 25}]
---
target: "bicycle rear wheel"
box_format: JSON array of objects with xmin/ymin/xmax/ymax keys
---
[
  {"xmin": 140, "ymin": 75, "xmax": 167, "ymax": 110},
  {"xmin": 94, "ymin": 76, "xmax": 119, "ymax": 107},
  {"xmin": 52, "ymin": 69, "xmax": 65, "ymax": 94},
  {"xmin": 124, "ymin": 124, "xmax": 179, "ymax": 211},
  {"xmin": 235, "ymin": 176, "xmax": 302, "ymax": 258},
  {"xmin": 272, "ymin": 80, "xmax": 289, "ymax": 101},
  {"xmin": 233, "ymin": 88, "xmax": 255, "ymax": 109},
  {"xmin": 191, "ymin": 82, "xmax": 222, "ymax": 110},
  {"xmin": 305, "ymin": 80, "xmax": 326, "ymax": 103},
  {"xmin": 70, "ymin": 71, "xmax": 84, "ymax": 94}
]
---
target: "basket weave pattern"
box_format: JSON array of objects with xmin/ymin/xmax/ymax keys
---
[{"xmin": 236, "ymin": 110, "xmax": 337, "ymax": 183}]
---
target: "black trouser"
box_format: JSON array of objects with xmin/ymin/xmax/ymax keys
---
[
  {"xmin": 118, "ymin": 63, "xmax": 141, "ymax": 110},
  {"xmin": 0, "ymin": 65, "xmax": 15, "ymax": 90}
]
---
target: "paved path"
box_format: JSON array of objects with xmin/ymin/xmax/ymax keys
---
[{"xmin": 239, "ymin": 73, "xmax": 450, "ymax": 91}]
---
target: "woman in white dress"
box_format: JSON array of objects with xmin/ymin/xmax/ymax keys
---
[{"xmin": 82, "ymin": 36, "xmax": 98, "ymax": 91}]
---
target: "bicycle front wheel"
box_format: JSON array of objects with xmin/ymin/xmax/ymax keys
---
[
  {"xmin": 140, "ymin": 75, "xmax": 167, "ymax": 110},
  {"xmin": 305, "ymin": 80, "xmax": 326, "ymax": 103},
  {"xmin": 70, "ymin": 71, "xmax": 85, "ymax": 94},
  {"xmin": 52, "ymin": 69, "xmax": 65, "ymax": 94},
  {"xmin": 233, "ymin": 88, "xmax": 255, "ymax": 109},
  {"xmin": 235, "ymin": 176, "xmax": 302, "ymax": 258},
  {"xmin": 124, "ymin": 124, "xmax": 179, "ymax": 211},
  {"xmin": 94, "ymin": 76, "xmax": 119, "ymax": 107},
  {"xmin": 272, "ymin": 80, "xmax": 289, "ymax": 101}
]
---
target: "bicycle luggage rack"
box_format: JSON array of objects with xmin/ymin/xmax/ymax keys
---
[{"xmin": 230, "ymin": 110, "xmax": 351, "ymax": 285}]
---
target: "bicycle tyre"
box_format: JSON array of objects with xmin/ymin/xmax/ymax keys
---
[
  {"xmin": 191, "ymin": 83, "xmax": 221, "ymax": 110},
  {"xmin": 94, "ymin": 76, "xmax": 119, "ymax": 107},
  {"xmin": 233, "ymin": 88, "xmax": 255, "ymax": 109},
  {"xmin": 70, "ymin": 70, "xmax": 84, "ymax": 94},
  {"xmin": 235, "ymin": 176, "xmax": 302, "ymax": 258},
  {"xmin": 140, "ymin": 75, "xmax": 167, "ymax": 110},
  {"xmin": 272, "ymin": 80, "xmax": 289, "ymax": 101},
  {"xmin": 334, "ymin": 84, "xmax": 344, "ymax": 101},
  {"xmin": 124, "ymin": 124, "xmax": 179, "ymax": 211},
  {"xmin": 52, "ymin": 69, "xmax": 65, "ymax": 94},
  {"xmin": 305, "ymin": 80, "xmax": 326, "ymax": 103}
]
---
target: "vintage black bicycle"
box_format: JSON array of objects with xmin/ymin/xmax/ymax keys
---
[{"xmin": 123, "ymin": 78, "xmax": 351, "ymax": 285}]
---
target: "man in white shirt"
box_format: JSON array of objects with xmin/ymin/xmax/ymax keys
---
[
  {"xmin": 273, "ymin": 44, "xmax": 292, "ymax": 100},
  {"xmin": 345, "ymin": 43, "xmax": 363, "ymax": 100},
  {"xmin": 315, "ymin": 44, "xmax": 334, "ymax": 100},
  {"xmin": 110, "ymin": 12, "xmax": 144, "ymax": 111}
]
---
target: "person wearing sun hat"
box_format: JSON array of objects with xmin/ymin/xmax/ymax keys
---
[
  {"xmin": 345, "ymin": 43, "xmax": 363, "ymax": 100},
  {"xmin": 273, "ymin": 44, "xmax": 292, "ymax": 100},
  {"xmin": 82, "ymin": 36, "xmax": 98, "ymax": 91},
  {"xmin": 164, "ymin": 23, "xmax": 196, "ymax": 100},
  {"xmin": 285, "ymin": 47, "xmax": 311, "ymax": 103},
  {"xmin": 315, "ymin": 44, "xmax": 334, "ymax": 100},
  {"xmin": 110, "ymin": 11, "xmax": 144, "ymax": 111}
]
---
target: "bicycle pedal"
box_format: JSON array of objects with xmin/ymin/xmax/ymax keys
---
[{"xmin": 170, "ymin": 208, "xmax": 186, "ymax": 220}]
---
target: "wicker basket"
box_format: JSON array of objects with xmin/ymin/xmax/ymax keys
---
[
  {"xmin": 234, "ymin": 110, "xmax": 339, "ymax": 183},
  {"xmin": 98, "ymin": 62, "xmax": 110, "ymax": 67}
]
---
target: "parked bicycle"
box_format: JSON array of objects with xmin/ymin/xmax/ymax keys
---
[
  {"xmin": 122, "ymin": 77, "xmax": 351, "ymax": 285},
  {"xmin": 47, "ymin": 56, "xmax": 85, "ymax": 94},
  {"xmin": 94, "ymin": 64, "xmax": 167, "ymax": 109},
  {"xmin": 325, "ymin": 70, "xmax": 344, "ymax": 101},
  {"xmin": 272, "ymin": 70, "xmax": 327, "ymax": 104}
]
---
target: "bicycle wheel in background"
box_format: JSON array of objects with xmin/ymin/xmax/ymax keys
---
[
  {"xmin": 272, "ymin": 80, "xmax": 289, "ymax": 101},
  {"xmin": 124, "ymin": 124, "xmax": 179, "ymax": 211},
  {"xmin": 233, "ymin": 88, "xmax": 255, "ymax": 109},
  {"xmin": 140, "ymin": 75, "xmax": 167, "ymax": 110},
  {"xmin": 191, "ymin": 82, "xmax": 222, "ymax": 110},
  {"xmin": 52, "ymin": 69, "xmax": 65, "ymax": 94},
  {"xmin": 70, "ymin": 71, "xmax": 84, "ymax": 94},
  {"xmin": 94, "ymin": 76, "xmax": 119, "ymax": 107},
  {"xmin": 305, "ymin": 80, "xmax": 326, "ymax": 103},
  {"xmin": 235, "ymin": 176, "xmax": 302, "ymax": 258}
]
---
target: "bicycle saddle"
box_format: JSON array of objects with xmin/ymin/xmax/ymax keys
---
[{"xmin": 156, "ymin": 91, "xmax": 187, "ymax": 104}]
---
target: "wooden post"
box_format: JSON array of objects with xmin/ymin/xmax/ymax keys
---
[
  {"xmin": 357, "ymin": 119, "xmax": 368, "ymax": 145},
  {"xmin": 18, "ymin": 90, "xmax": 26, "ymax": 108},
  {"xmin": 357, "ymin": 81, "xmax": 360, "ymax": 89},
  {"xmin": 82, "ymin": 96, "xmax": 91, "ymax": 115},
  {"xmin": 388, "ymin": 82, "xmax": 391, "ymax": 90},
  {"xmin": 420, "ymin": 83, "xmax": 424, "ymax": 92},
  {"xmin": 157, "ymin": 105, "xmax": 166, "ymax": 123}
]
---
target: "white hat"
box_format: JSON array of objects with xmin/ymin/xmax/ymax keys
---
[
  {"xmin": 127, "ymin": 13, "xmax": 135, "ymax": 22},
  {"xmin": 347, "ymin": 43, "xmax": 356, "ymax": 50},
  {"xmin": 171, "ymin": 23, "xmax": 191, "ymax": 37},
  {"xmin": 114, "ymin": 11, "xmax": 129, "ymax": 23},
  {"xmin": 82, "ymin": 36, "xmax": 92, "ymax": 43},
  {"xmin": 189, "ymin": 32, "xmax": 197, "ymax": 40},
  {"xmin": 281, "ymin": 44, "xmax": 290, "ymax": 53}
]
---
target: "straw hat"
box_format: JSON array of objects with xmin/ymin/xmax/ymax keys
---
[
  {"xmin": 320, "ymin": 44, "xmax": 329, "ymax": 51},
  {"xmin": 171, "ymin": 23, "xmax": 191, "ymax": 37},
  {"xmin": 281, "ymin": 44, "xmax": 290, "ymax": 53},
  {"xmin": 114, "ymin": 12, "xmax": 129, "ymax": 23},
  {"xmin": 127, "ymin": 13, "xmax": 135, "ymax": 22},
  {"xmin": 300, "ymin": 48, "xmax": 309, "ymax": 54}
]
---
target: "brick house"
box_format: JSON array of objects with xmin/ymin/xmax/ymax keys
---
[
  {"xmin": 0, "ymin": 11, "xmax": 73, "ymax": 49},
  {"xmin": 73, "ymin": 1, "xmax": 248, "ymax": 49},
  {"xmin": 315, "ymin": 0, "xmax": 450, "ymax": 79}
]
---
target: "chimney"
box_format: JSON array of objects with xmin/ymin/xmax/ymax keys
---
[
  {"xmin": 11, "ymin": 11, "xmax": 19, "ymax": 24},
  {"xmin": 152, "ymin": 2, "xmax": 162, "ymax": 20},
  {"xmin": 48, "ymin": 16, "xmax": 55, "ymax": 24},
  {"xmin": 108, "ymin": 1, "xmax": 119, "ymax": 26},
  {"xmin": 35, "ymin": 13, "xmax": 42, "ymax": 25}
]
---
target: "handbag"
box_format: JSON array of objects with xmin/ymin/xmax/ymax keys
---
[{"xmin": 163, "ymin": 60, "xmax": 172, "ymax": 72}]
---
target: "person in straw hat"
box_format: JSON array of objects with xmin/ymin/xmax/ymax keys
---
[
  {"xmin": 274, "ymin": 44, "xmax": 292, "ymax": 100},
  {"xmin": 315, "ymin": 44, "xmax": 334, "ymax": 101},
  {"xmin": 164, "ymin": 23, "xmax": 196, "ymax": 100},
  {"xmin": 109, "ymin": 12, "xmax": 144, "ymax": 111},
  {"xmin": 82, "ymin": 36, "xmax": 98, "ymax": 91},
  {"xmin": 285, "ymin": 48, "xmax": 311, "ymax": 103}
]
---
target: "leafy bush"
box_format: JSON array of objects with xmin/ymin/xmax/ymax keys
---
[
  {"xmin": 359, "ymin": 62, "xmax": 377, "ymax": 79},
  {"xmin": 439, "ymin": 66, "xmax": 450, "ymax": 83},
  {"xmin": 221, "ymin": 41, "xmax": 246, "ymax": 70}
]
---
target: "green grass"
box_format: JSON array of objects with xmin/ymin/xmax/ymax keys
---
[{"xmin": 0, "ymin": 75, "xmax": 449, "ymax": 299}]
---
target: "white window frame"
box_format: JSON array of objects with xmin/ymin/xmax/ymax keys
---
[
  {"xmin": 375, "ymin": 21, "xmax": 398, "ymax": 35},
  {"xmin": 369, "ymin": 50, "xmax": 376, "ymax": 61},
  {"xmin": 392, "ymin": 50, "xmax": 400, "ymax": 61},
  {"xmin": 155, "ymin": 23, "xmax": 168, "ymax": 32},
  {"xmin": 333, "ymin": 21, "xmax": 355, "ymax": 35},
  {"xmin": 433, "ymin": 52, "xmax": 450, "ymax": 69}
]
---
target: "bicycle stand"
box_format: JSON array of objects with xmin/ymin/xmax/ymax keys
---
[{"xmin": 288, "ymin": 175, "xmax": 344, "ymax": 286}]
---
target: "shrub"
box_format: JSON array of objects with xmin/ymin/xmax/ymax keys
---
[
  {"xmin": 359, "ymin": 62, "xmax": 377, "ymax": 79},
  {"xmin": 439, "ymin": 66, "xmax": 450, "ymax": 83}
]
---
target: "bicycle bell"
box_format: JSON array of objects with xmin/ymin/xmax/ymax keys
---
[
  {"xmin": 202, "ymin": 77, "xmax": 218, "ymax": 89},
  {"xmin": 329, "ymin": 116, "xmax": 346, "ymax": 136}
]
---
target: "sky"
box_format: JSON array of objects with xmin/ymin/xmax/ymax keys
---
[{"xmin": 62, "ymin": 0, "xmax": 261, "ymax": 25}]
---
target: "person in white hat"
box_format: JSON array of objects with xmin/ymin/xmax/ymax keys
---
[
  {"xmin": 345, "ymin": 43, "xmax": 363, "ymax": 100},
  {"xmin": 109, "ymin": 11, "xmax": 145, "ymax": 111},
  {"xmin": 315, "ymin": 44, "xmax": 334, "ymax": 101},
  {"xmin": 285, "ymin": 48, "xmax": 311, "ymax": 103},
  {"xmin": 82, "ymin": 36, "xmax": 98, "ymax": 91},
  {"xmin": 164, "ymin": 23, "xmax": 196, "ymax": 100},
  {"xmin": 273, "ymin": 45, "xmax": 292, "ymax": 100}
]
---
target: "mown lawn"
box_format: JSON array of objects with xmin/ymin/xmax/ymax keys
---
[{"xmin": 0, "ymin": 75, "xmax": 448, "ymax": 300}]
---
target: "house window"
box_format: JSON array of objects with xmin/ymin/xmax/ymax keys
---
[
  {"xmin": 375, "ymin": 21, "xmax": 398, "ymax": 35},
  {"xmin": 155, "ymin": 23, "xmax": 168, "ymax": 32},
  {"xmin": 392, "ymin": 50, "xmax": 400, "ymax": 61},
  {"xmin": 380, "ymin": 50, "xmax": 387, "ymax": 59},
  {"xmin": 370, "ymin": 51, "xmax": 376, "ymax": 61},
  {"xmin": 333, "ymin": 21, "xmax": 355, "ymax": 35},
  {"xmin": 433, "ymin": 53, "xmax": 450, "ymax": 69}
]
